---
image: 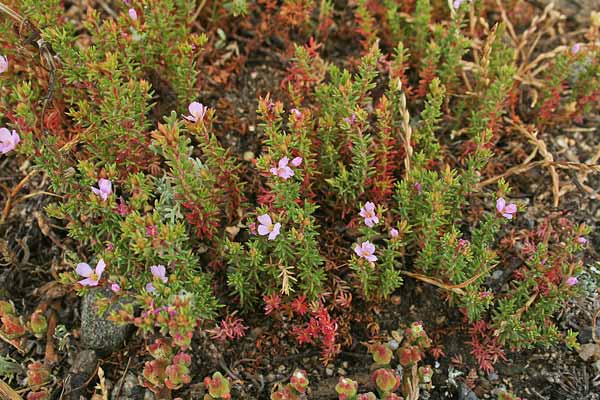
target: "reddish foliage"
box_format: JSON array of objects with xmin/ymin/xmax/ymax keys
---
[
  {"xmin": 467, "ymin": 320, "xmax": 506, "ymax": 373},
  {"xmin": 208, "ymin": 314, "xmax": 248, "ymax": 342}
]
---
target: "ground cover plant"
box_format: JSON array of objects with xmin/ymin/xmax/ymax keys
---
[{"xmin": 0, "ymin": 0, "xmax": 599, "ymax": 399}]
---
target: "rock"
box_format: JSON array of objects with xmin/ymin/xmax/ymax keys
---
[
  {"xmin": 578, "ymin": 343, "xmax": 600, "ymax": 362},
  {"xmin": 111, "ymin": 372, "xmax": 146, "ymax": 400},
  {"xmin": 80, "ymin": 287, "xmax": 133, "ymax": 354},
  {"xmin": 63, "ymin": 350, "xmax": 98, "ymax": 400},
  {"xmin": 458, "ymin": 382, "xmax": 480, "ymax": 400},
  {"xmin": 577, "ymin": 325, "xmax": 600, "ymax": 344}
]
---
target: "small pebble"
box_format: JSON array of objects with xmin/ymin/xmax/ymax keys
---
[{"xmin": 325, "ymin": 367, "xmax": 334, "ymax": 376}]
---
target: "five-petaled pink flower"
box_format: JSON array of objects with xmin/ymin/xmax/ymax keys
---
[
  {"xmin": 354, "ymin": 241, "xmax": 377, "ymax": 262},
  {"xmin": 390, "ymin": 228, "xmax": 399, "ymax": 238},
  {"xmin": 257, "ymin": 214, "xmax": 281, "ymax": 240},
  {"xmin": 496, "ymin": 198, "xmax": 517, "ymax": 219},
  {"xmin": 76, "ymin": 259, "xmax": 106, "ymax": 287},
  {"xmin": 0, "ymin": 127, "xmax": 20, "ymax": 154},
  {"xmin": 291, "ymin": 156, "xmax": 303, "ymax": 167},
  {"xmin": 128, "ymin": 8, "xmax": 138, "ymax": 21},
  {"xmin": 150, "ymin": 265, "xmax": 168, "ymax": 283},
  {"xmin": 0, "ymin": 56, "xmax": 7, "ymax": 74},
  {"xmin": 270, "ymin": 156, "xmax": 294, "ymax": 180},
  {"xmin": 359, "ymin": 202, "xmax": 379, "ymax": 227},
  {"xmin": 576, "ymin": 236, "xmax": 587, "ymax": 245},
  {"xmin": 184, "ymin": 102, "xmax": 207, "ymax": 122},
  {"xmin": 566, "ymin": 276, "xmax": 578, "ymax": 286},
  {"xmin": 92, "ymin": 178, "xmax": 112, "ymax": 201}
]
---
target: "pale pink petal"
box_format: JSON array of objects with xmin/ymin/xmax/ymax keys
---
[
  {"xmin": 76, "ymin": 263, "xmax": 93, "ymax": 277},
  {"xmin": 278, "ymin": 157, "xmax": 290, "ymax": 168},
  {"xmin": 353, "ymin": 244, "xmax": 362, "ymax": 257},
  {"xmin": 128, "ymin": 8, "xmax": 138, "ymax": 20},
  {"xmin": 371, "ymin": 215, "xmax": 379, "ymax": 225},
  {"xmin": 502, "ymin": 213, "xmax": 513, "ymax": 220},
  {"xmin": 390, "ymin": 228, "xmax": 399, "ymax": 238},
  {"xmin": 496, "ymin": 198, "xmax": 506, "ymax": 212},
  {"xmin": 0, "ymin": 128, "xmax": 11, "ymax": 142},
  {"xmin": 79, "ymin": 277, "xmax": 98, "ymax": 287},
  {"xmin": 98, "ymin": 179, "xmax": 112, "ymax": 195},
  {"xmin": 566, "ymin": 277, "xmax": 578, "ymax": 286},
  {"xmin": 257, "ymin": 214, "xmax": 272, "ymax": 226},
  {"xmin": 504, "ymin": 204, "xmax": 517, "ymax": 214},
  {"xmin": 95, "ymin": 259, "xmax": 106, "ymax": 277},
  {"xmin": 268, "ymin": 223, "xmax": 281, "ymax": 240},
  {"xmin": 0, "ymin": 55, "xmax": 7, "ymax": 73},
  {"xmin": 363, "ymin": 242, "xmax": 375, "ymax": 254},
  {"xmin": 146, "ymin": 282, "xmax": 156, "ymax": 293},
  {"xmin": 291, "ymin": 157, "xmax": 302, "ymax": 167},
  {"xmin": 111, "ymin": 283, "xmax": 121, "ymax": 292},
  {"xmin": 189, "ymin": 102, "xmax": 206, "ymax": 120},
  {"xmin": 364, "ymin": 218, "xmax": 374, "ymax": 228},
  {"xmin": 280, "ymin": 166, "xmax": 294, "ymax": 179},
  {"xmin": 270, "ymin": 167, "xmax": 279, "ymax": 176},
  {"xmin": 151, "ymin": 265, "xmax": 167, "ymax": 282},
  {"xmin": 364, "ymin": 202, "xmax": 375, "ymax": 212},
  {"xmin": 257, "ymin": 225, "xmax": 271, "ymax": 236},
  {"xmin": 366, "ymin": 254, "xmax": 377, "ymax": 262}
]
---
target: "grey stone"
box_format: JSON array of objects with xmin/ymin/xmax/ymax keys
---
[
  {"xmin": 80, "ymin": 287, "xmax": 133, "ymax": 354},
  {"xmin": 111, "ymin": 372, "xmax": 145, "ymax": 400},
  {"xmin": 458, "ymin": 382, "xmax": 480, "ymax": 400},
  {"xmin": 64, "ymin": 350, "xmax": 98, "ymax": 400}
]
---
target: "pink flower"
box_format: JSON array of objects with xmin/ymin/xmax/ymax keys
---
[
  {"xmin": 481, "ymin": 291, "xmax": 492, "ymax": 298},
  {"xmin": 128, "ymin": 8, "xmax": 138, "ymax": 20},
  {"xmin": 146, "ymin": 225, "xmax": 158, "ymax": 237},
  {"xmin": 453, "ymin": 0, "xmax": 470, "ymax": 9},
  {"xmin": 150, "ymin": 265, "xmax": 168, "ymax": 283},
  {"xmin": 0, "ymin": 127, "xmax": 20, "ymax": 154},
  {"xmin": 92, "ymin": 178, "xmax": 112, "ymax": 201},
  {"xmin": 354, "ymin": 241, "xmax": 377, "ymax": 262},
  {"xmin": 290, "ymin": 108, "xmax": 302, "ymax": 119},
  {"xmin": 76, "ymin": 259, "xmax": 106, "ymax": 287},
  {"xmin": 344, "ymin": 113, "xmax": 356, "ymax": 125},
  {"xmin": 111, "ymin": 283, "xmax": 121, "ymax": 293},
  {"xmin": 566, "ymin": 277, "xmax": 578, "ymax": 286},
  {"xmin": 390, "ymin": 228, "xmax": 399, "ymax": 238},
  {"xmin": 359, "ymin": 202, "xmax": 379, "ymax": 227},
  {"xmin": 571, "ymin": 43, "xmax": 581, "ymax": 55},
  {"xmin": 257, "ymin": 214, "xmax": 281, "ymax": 240},
  {"xmin": 496, "ymin": 198, "xmax": 517, "ymax": 219},
  {"xmin": 270, "ymin": 156, "xmax": 294, "ymax": 180},
  {"xmin": 576, "ymin": 236, "xmax": 587, "ymax": 245},
  {"xmin": 0, "ymin": 56, "xmax": 7, "ymax": 73},
  {"xmin": 184, "ymin": 102, "xmax": 207, "ymax": 122},
  {"xmin": 291, "ymin": 156, "xmax": 303, "ymax": 167},
  {"xmin": 414, "ymin": 182, "xmax": 422, "ymax": 194}
]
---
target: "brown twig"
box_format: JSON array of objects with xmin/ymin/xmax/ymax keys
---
[
  {"xmin": 1, "ymin": 169, "xmax": 40, "ymax": 222},
  {"xmin": 399, "ymin": 264, "xmax": 495, "ymax": 296},
  {"xmin": 0, "ymin": 380, "xmax": 24, "ymax": 400},
  {"xmin": 506, "ymin": 118, "xmax": 561, "ymax": 207}
]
